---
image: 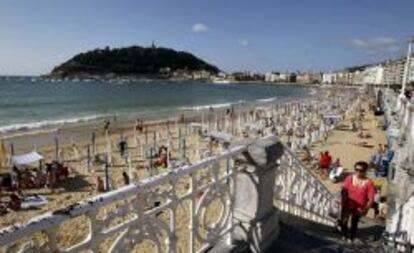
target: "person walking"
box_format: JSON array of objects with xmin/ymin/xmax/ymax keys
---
[{"xmin": 340, "ymin": 161, "xmax": 376, "ymax": 243}]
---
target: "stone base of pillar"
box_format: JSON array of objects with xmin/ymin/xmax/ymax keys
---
[{"xmin": 232, "ymin": 209, "xmax": 280, "ymax": 253}]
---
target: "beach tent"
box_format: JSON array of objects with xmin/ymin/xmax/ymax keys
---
[{"xmin": 11, "ymin": 151, "xmax": 43, "ymax": 166}]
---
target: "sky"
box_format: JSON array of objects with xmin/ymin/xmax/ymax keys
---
[{"xmin": 0, "ymin": 0, "xmax": 413, "ymax": 75}]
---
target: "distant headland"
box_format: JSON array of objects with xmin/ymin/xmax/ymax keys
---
[{"xmin": 48, "ymin": 45, "xmax": 220, "ymax": 80}]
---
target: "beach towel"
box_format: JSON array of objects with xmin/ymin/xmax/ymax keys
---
[{"xmin": 21, "ymin": 195, "xmax": 48, "ymax": 209}]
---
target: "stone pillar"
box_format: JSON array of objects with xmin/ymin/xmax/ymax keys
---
[{"xmin": 231, "ymin": 136, "xmax": 284, "ymax": 253}]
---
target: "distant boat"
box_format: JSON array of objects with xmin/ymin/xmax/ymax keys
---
[{"xmin": 212, "ymin": 78, "xmax": 231, "ymax": 84}]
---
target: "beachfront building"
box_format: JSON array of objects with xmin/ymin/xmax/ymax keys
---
[
  {"xmin": 279, "ymin": 72, "xmax": 290, "ymax": 82},
  {"xmin": 265, "ymin": 72, "xmax": 280, "ymax": 82},
  {"xmin": 360, "ymin": 65, "xmax": 384, "ymax": 86},
  {"xmin": 408, "ymin": 56, "xmax": 414, "ymax": 83},
  {"xmin": 312, "ymin": 72, "xmax": 323, "ymax": 84},
  {"xmin": 322, "ymin": 72, "xmax": 336, "ymax": 84},
  {"xmin": 296, "ymin": 72, "xmax": 312, "ymax": 84},
  {"xmin": 383, "ymin": 59, "xmax": 405, "ymax": 86},
  {"xmin": 231, "ymin": 71, "xmax": 265, "ymax": 81},
  {"xmin": 191, "ymin": 70, "xmax": 211, "ymax": 80}
]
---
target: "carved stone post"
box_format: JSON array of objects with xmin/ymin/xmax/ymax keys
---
[{"xmin": 231, "ymin": 136, "xmax": 284, "ymax": 253}]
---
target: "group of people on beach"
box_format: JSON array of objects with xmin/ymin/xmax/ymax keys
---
[{"xmin": 0, "ymin": 161, "xmax": 70, "ymax": 213}]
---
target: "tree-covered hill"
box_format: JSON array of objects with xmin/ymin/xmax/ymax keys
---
[{"xmin": 50, "ymin": 45, "xmax": 219, "ymax": 78}]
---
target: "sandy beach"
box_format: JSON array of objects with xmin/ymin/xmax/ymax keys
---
[{"xmin": 0, "ymin": 87, "xmax": 382, "ymax": 252}]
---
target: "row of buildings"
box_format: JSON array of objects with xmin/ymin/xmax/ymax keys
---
[
  {"xmin": 322, "ymin": 56, "xmax": 414, "ymax": 86},
  {"xmin": 166, "ymin": 55, "xmax": 414, "ymax": 87}
]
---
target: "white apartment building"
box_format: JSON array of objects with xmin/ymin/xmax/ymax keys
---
[
  {"xmin": 322, "ymin": 73, "xmax": 336, "ymax": 84},
  {"xmin": 408, "ymin": 56, "xmax": 414, "ymax": 83},
  {"xmin": 363, "ymin": 65, "xmax": 384, "ymax": 85},
  {"xmin": 265, "ymin": 72, "xmax": 279, "ymax": 82}
]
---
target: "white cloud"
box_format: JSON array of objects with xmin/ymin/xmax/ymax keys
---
[
  {"xmin": 239, "ymin": 39, "xmax": 249, "ymax": 47},
  {"xmin": 350, "ymin": 37, "xmax": 400, "ymax": 53},
  {"xmin": 192, "ymin": 23, "xmax": 209, "ymax": 33}
]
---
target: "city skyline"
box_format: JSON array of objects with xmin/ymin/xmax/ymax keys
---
[{"xmin": 0, "ymin": 0, "xmax": 413, "ymax": 75}]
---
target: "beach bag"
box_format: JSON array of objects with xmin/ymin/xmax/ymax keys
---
[{"xmin": 328, "ymin": 191, "xmax": 342, "ymax": 220}]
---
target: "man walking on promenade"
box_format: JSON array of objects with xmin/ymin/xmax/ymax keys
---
[{"xmin": 340, "ymin": 161, "xmax": 376, "ymax": 243}]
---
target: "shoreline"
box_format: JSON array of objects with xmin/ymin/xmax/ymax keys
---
[{"xmin": 0, "ymin": 92, "xmax": 316, "ymax": 149}]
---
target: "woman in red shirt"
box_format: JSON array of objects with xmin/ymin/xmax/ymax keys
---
[{"xmin": 340, "ymin": 161, "xmax": 376, "ymax": 243}]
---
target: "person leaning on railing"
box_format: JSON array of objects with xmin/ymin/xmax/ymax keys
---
[{"xmin": 340, "ymin": 161, "xmax": 376, "ymax": 243}]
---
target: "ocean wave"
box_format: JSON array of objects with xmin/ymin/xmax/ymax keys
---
[
  {"xmin": 179, "ymin": 103, "xmax": 233, "ymax": 111},
  {"xmin": 309, "ymin": 88, "xmax": 318, "ymax": 95},
  {"xmin": 0, "ymin": 115, "xmax": 106, "ymax": 134},
  {"xmin": 257, "ymin": 97, "xmax": 277, "ymax": 103}
]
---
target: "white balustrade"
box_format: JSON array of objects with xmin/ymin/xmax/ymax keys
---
[
  {"xmin": 274, "ymin": 143, "xmax": 336, "ymax": 226},
  {"xmin": 384, "ymin": 194, "xmax": 414, "ymax": 252},
  {"xmin": 0, "ymin": 135, "xmax": 337, "ymax": 253}
]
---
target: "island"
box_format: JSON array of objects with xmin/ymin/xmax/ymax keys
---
[{"xmin": 49, "ymin": 45, "xmax": 220, "ymax": 80}]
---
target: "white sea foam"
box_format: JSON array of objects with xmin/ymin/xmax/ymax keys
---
[
  {"xmin": 0, "ymin": 115, "xmax": 105, "ymax": 134},
  {"xmin": 309, "ymin": 88, "xmax": 318, "ymax": 95},
  {"xmin": 179, "ymin": 103, "xmax": 233, "ymax": 111},
  {"xmin": 257, "ymin": 97, "xmax": 277, "ymax": 103}
]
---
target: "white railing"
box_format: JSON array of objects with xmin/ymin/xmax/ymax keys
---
[
  {"xmin": 382, "ymin": 88, "xmax": 414, "ymax": 253},
  {"xmin": 0, "ymin": 144, "xmax": 246, "ymax": 253},
  {"xmin": 383, "ymin": 194, "xmax": 414, "ymax": 252},
  {"xmin": 0, "ymin": 137, "xmax": 337, "ymax": 253},
  {"xmin": 274, "ymin": 144, "xmax": 336, "ymax": 226}
]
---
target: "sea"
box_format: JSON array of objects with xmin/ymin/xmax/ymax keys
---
[{"xmin": 0, "ymin": 76, "xmax": 317, "ymax": 136}]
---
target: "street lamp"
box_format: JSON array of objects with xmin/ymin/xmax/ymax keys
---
[
  {"xmin": 402, "ymin": 37, "xmax": 414, "ymax": 94},
  {"xmin": 396, "ymin": 36, "xmax": 414, "ymax": 109}
]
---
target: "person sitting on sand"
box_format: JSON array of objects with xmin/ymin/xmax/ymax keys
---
[
  {"xmin": 8, "ymin": 193, "xmax": 22, "ymax": 211},
  {"xmin": 357, "ymin": 130, "xmax": 372, "ymax": 139},
  {"xmin": 370, "ymin": 144, "xmax": 384, "ymax": 173},
  {"xmin": 119, "ymin": 138, "xmax": 127, "ymax": 158},
  {"xmin": 10, "ymin": 166, "xmax": 20, "ymax": 191},
  {"xmin": 320, "ymin": 151, "xmax": 332, "ymax": 180},
  {"xmin": 299, "ymin": 147, "xmax": 312, "ymax": 163},
  {"xmin": 154, "ymin": 146, "xmax": 168, "ymax": 168},
  {"xmin": 122, "ymin": 172, "xmax": 130, "ymax": 185},
  {"xmin": 96, "ymin": 176, "xmax": 105, "ymax": 192},
  {"xmin": 329, "ymin": 159, "xmax": 344, "ymax": 182},
  {"xmin": 379, "ymin": 144, "xmax": 394, "ymax": 177},
  {"xmin": 351, "ymin": 119, "xmax": 357, "ymax": 132}
]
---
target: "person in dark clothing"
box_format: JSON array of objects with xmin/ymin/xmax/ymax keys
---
[{"xmin": 122, "ymin": 172, "xmax": 130, "ymax": 185}]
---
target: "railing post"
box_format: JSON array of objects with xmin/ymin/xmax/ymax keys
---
[{"xmin": 231, "ymin": 136, "xmax": 284, "ymax": 253}]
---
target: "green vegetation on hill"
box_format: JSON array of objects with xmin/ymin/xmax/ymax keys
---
[{"xmin": 50, "ymin": 45, "xmax": 219, "ymax": 78}]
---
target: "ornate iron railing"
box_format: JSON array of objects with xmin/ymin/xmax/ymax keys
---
[
  {"xmin": 274, "ymin": 143, "xmax": 336, "ymax": 226},
  {"xmin": 0, "ymin": 144, "xmax": 246, "ymax": 253},
  {"xmin": 0, "ymin": 136, "xmax": 336, "ymax": 253},
  {"xmin": 383, "ymin": 194, "xmax": 414, "ymax": 253}
]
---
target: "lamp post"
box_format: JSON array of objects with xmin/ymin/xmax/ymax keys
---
[
  {"xmin": 402, "ymin": 37, "xmax": 414, "ymax": 95},
  {"xmin": 397, "ymin": 37, "xmax": 414, "ymax": 109}
]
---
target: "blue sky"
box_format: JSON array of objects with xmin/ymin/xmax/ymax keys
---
[{"xmin": 0, "ymin": 0, "xmax": 413, "ymax": 75}]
